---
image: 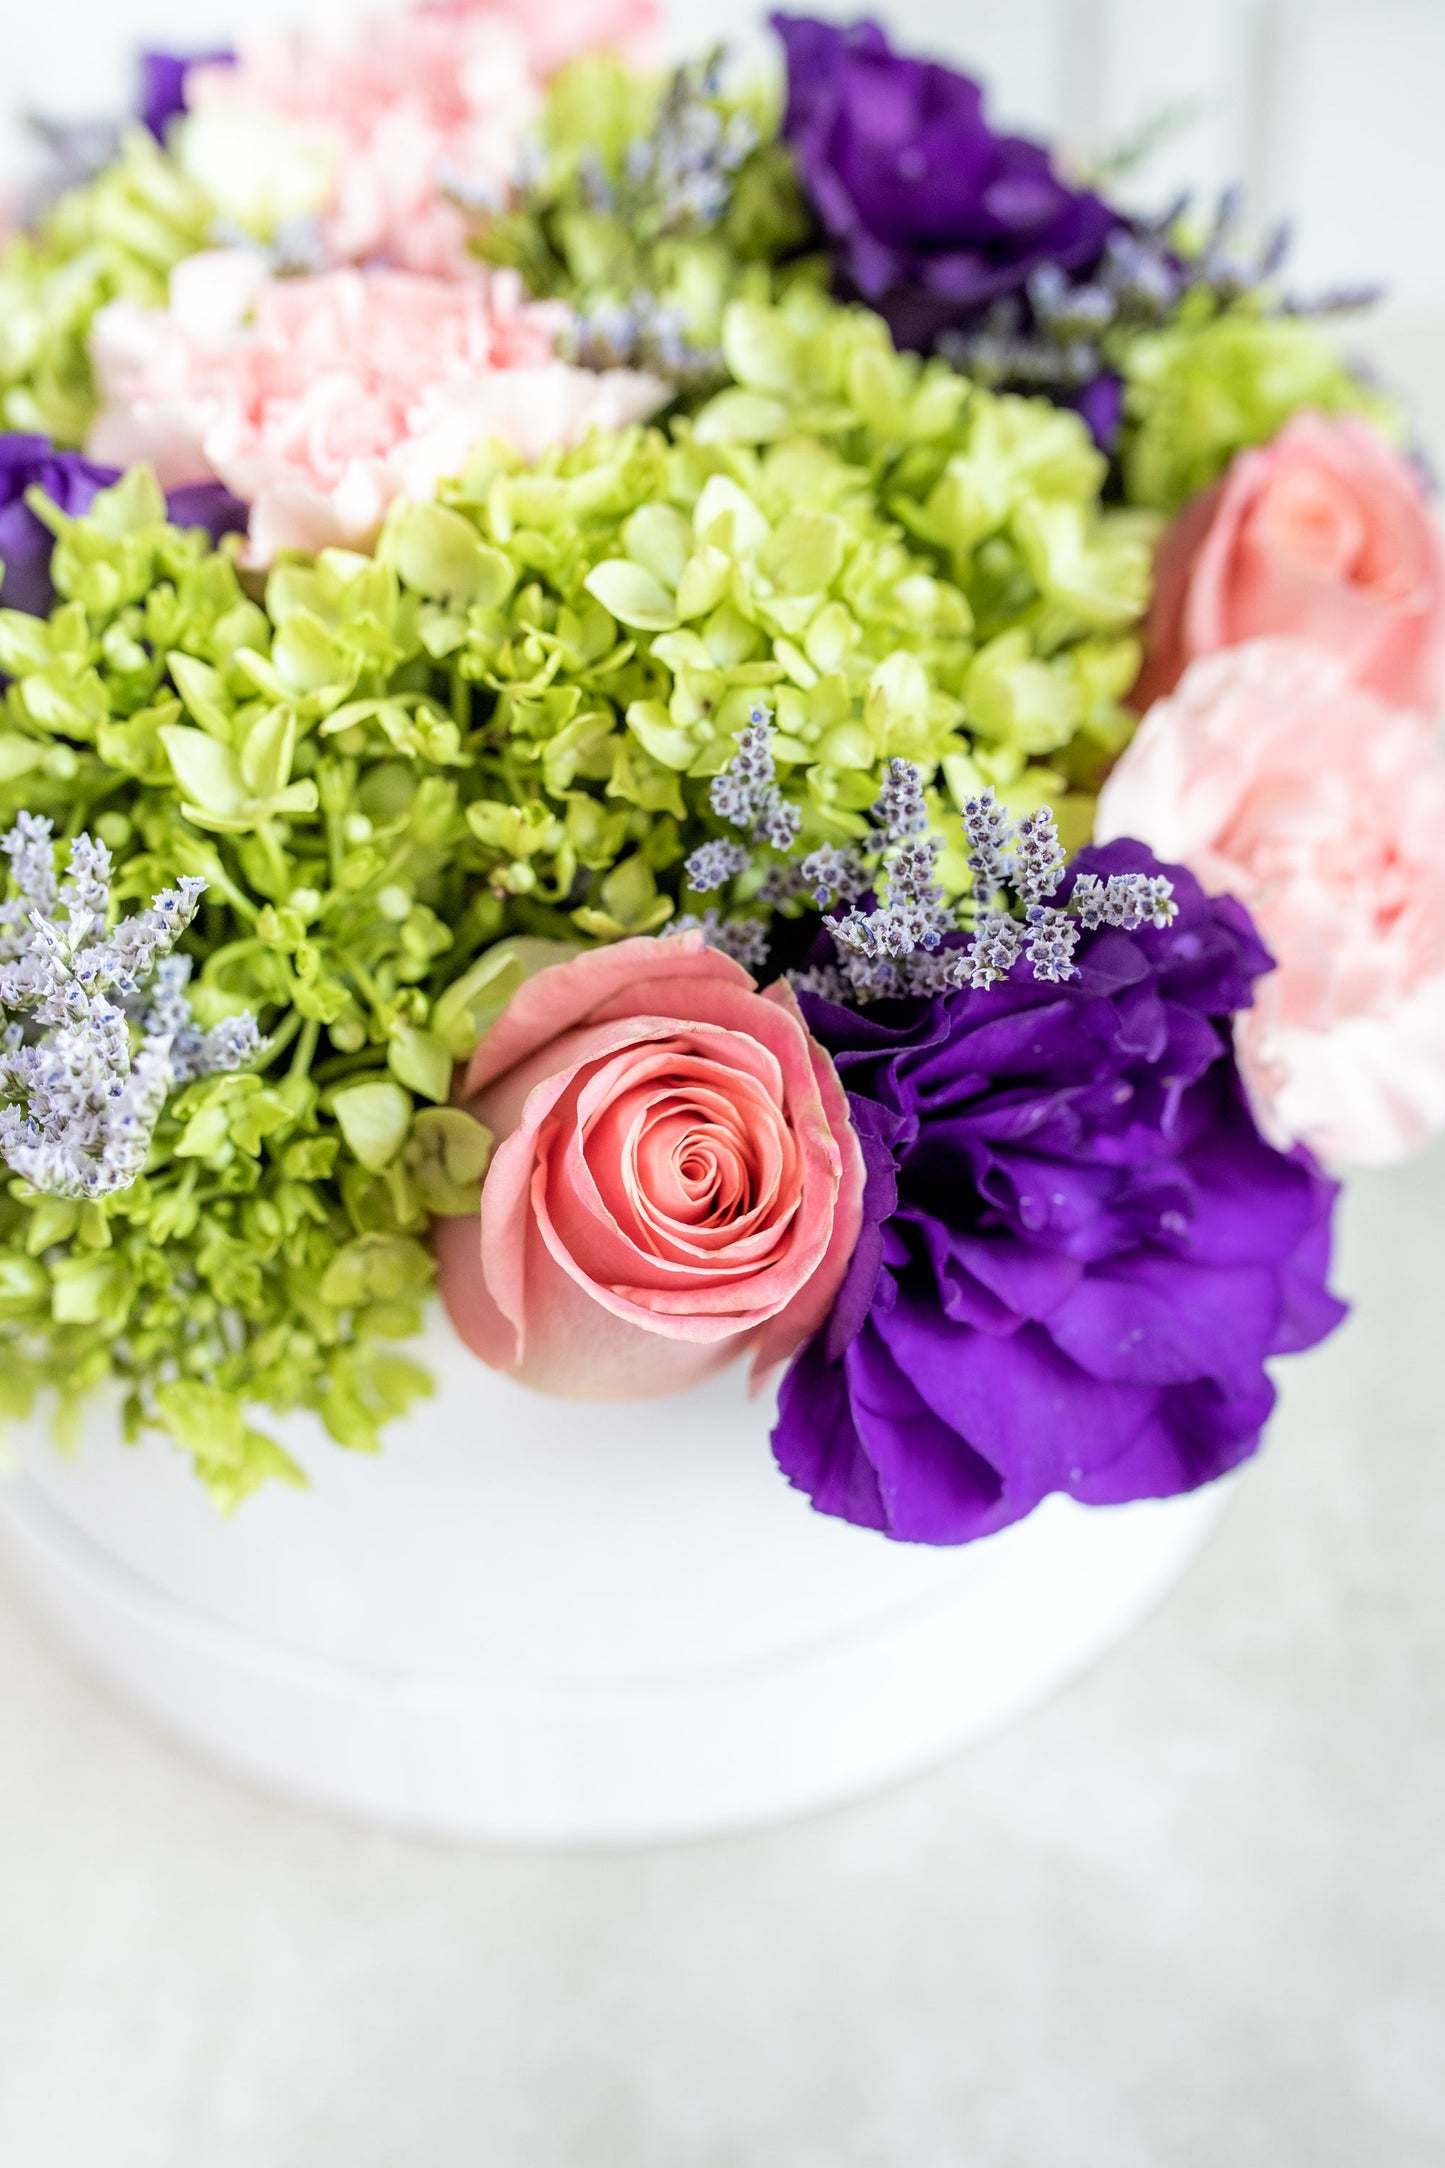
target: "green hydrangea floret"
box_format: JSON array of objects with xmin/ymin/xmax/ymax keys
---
[
  {"xmin": 0, "ymin": 288, "xmax": 1151, "ymax": 1502},
  {"xmin": 0, "ymin": 129, "xmax": 215, "ymax": 446}
]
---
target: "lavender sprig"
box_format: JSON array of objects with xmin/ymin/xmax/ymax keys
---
[
  {"xmin": 0, "ymin": 818, "xmax": 263, "ymax": 1200},
  {"xmin": 785, "ymin": 778, "xmax": 1178, "ymax": 1004},
  {"xmin": 956, "ymin": 788, "xmax": 1177, "ymax": 988},
  {"xmin": 674, "ymin": 910, "xmax": 770, "ymax": 973},
  {"xmin": 709, "ymin": 703, "xmax": 802, "ymax": 850},
  {"xmin": 797, "ymin": 844, "xmax": 870, "ymax": 910},
  {"xmin": 939, "ymin": 191, "xmax": 1378, "ymax": 400},
  {"xmin": 823, "ymin": 761, "xmax": 953, "ymax": 1000},
  {"xmin": 683, "ymin": 837, "xmax": 752, "ymax": 893},
  {"xmin": 567, "ymin": 290, "xmax": 722, "ymax": 384}
]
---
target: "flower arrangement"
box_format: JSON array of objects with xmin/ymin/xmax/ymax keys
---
[{"xmin": 0, "ymin": 0, "xmax": 1438, "ymax": 1545}]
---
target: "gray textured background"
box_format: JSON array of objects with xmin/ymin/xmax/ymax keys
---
[{"xmin": 1, "ymin": 250, "xmax": 1443, "ymax": 2168}]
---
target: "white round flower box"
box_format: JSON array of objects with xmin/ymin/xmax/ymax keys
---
[{"xmin": 0, "ymin": 1310, "xmax": 1224, "ymax": 1842}]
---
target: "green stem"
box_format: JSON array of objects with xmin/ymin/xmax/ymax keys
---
[
  {"xmin": 287, "ymin": 1017, "xmax": 320, "ymax": 1082},
  {"xmin": 312, "ymin": 1048, "xmax": 387, "ymax": 1086},
  {"xmin": 257, "ymin": 1011, "xmax": 304, "ymax": 1068},
  {"xmin": 348, "ymin": 958, "xmax": 387, "ymax": 1017}
]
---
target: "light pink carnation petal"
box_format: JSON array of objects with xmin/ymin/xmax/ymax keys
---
[{"xmin": 1100, "ymin": 635, "xmax": 1445, "ymax": 1166}]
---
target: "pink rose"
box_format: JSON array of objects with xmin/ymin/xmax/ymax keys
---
[
  {"xmin": 1098, "ymin": 639, "xmax": 1445, "ymax": 1167},
  {"xmin": 184, "ymin": 0, "xmax": 659, "ymax": 278},
  {"xmin": 1134, "ymin": 413, "xmax": 1445, "ymax": 718},
  {"xmin": 433, "ymin": 934, "xmax": 866, "ymax": 1398},
  {"xmin": 87, "ymin": 253, "xmax": 664, "ymax": 565}
]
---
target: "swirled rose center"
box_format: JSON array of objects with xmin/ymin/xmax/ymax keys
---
[
  {"xmin": 1249, "ymin": 467, "xmax": 1361, "ymax": 581},
  {"xmin": 539, "ymin": 1041, "xmax": 805, "ymax": 1284},
  {"xmin": 1247, "ymin": 464, "xmax": 1417, "ymax": 606}
]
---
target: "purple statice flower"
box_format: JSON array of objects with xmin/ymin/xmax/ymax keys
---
[
  {"xmin": 0, "ymin": 816, "xmax": 262, "ymax": 1200},
  {"xmin": 772, "ymin": 839, "xmax": 1347, "ymax": 1544},
  {"xmin": 138, "ymin": 49, "xmax": 234, "ymax": 141},
  {"xmin": 709, "ymin": 703, "xmax": 803, "ymax": 850},
  {"xmin": 772, "ymin": 13, "xmax": 1122, "ymax": 356},
  {"xmin": 673, "ymin": 909, "xmax": 771, "ymax": 973},
  {"xmin": 0, "ymin": 438, "xmax": 246, "ymax": 619},
  {"xmin": 684, "ymin": 838, "xmax": 752, "ymax": 893}
]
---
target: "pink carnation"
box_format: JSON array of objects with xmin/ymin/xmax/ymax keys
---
[
  {"xmin": 86, "ymin": 252, "xmax": 665, "ymax": 565},
  {"xmin": 1135, "ymin": 412, "xmax": 1445, "ymax": 718},
  {"xmin": 184, "ymin": 0, "xmax": 660, "ymax": 278},
  {"xmin": 434, "ymin": 935, "xmax": 866, "ymax": 1399},
  {"xmin": 1097, "ymin": 639, "xmax": 1445, "ymax": 1168}
]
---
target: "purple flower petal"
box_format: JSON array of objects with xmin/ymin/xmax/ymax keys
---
[
  {"xmin": 0, "ymin": 436, "xmax": 247, "ymax": 618},
  {"xmin": 138, "ymin": 48, "xmax": 234, "ymax": 141},
  {"xmin": 772, "ymin": 11, "xmax": 1124, "ymax": 353},
  {"xmin": 774, "ymin": 839, "xmax": 1347, "ymax": 1544}
]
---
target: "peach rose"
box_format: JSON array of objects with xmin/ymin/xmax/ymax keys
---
[
  {"xmin": 433, "ymin": 934, "xmax": 866, "ymax": 1398},
  {"xmin": 1134, "ymin": 413, "xmax": 1445, "ymax": 717},
  {"xmin": 1098, "ymin": 639, "xmax": 1445, "ymax": 1167},
  {"xmin": 87, "ymin": 253, "xmax": 665, "ymax": 565}
]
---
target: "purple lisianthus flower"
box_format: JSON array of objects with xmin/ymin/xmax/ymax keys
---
[
  {"xmin": 1070, "ymin": 371, "xmax": 1124, "ymax": 452},
  {"xmin": 773, "ymin": 841, "xmax": 1347, "ymax": 1544},
  {"xmin": 138, "ymin": 49, "xmax": 234, "ymax": 141},
  {"xmin": 0, "ymin": 437, "xmax": 247, "ymax": 618},
  {"xmin": 772, "ymin": 13, "xmax": 1123, "ymax": 354}
]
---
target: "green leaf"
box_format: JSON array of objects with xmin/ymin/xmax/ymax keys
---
[
  {"xmin": 319, "ymin": 1233, "xmax": 434, "ymax": 1307},
  {"xmin": 0, "ymin": 1253, "xmax": 49, "ymax": 1317},
  {"xmin": 382, "ymin": 500, "xmax": 516, "ymax": 606},
  {"xmin": 431, "ymin": 937, "xmax": 580, "ymax": 1059},
  {"xmin": 673, "ymin": 545, "xmax": 732, "ymax": 622},
  {"xmin": 692, "ymin": 476, "xmax": 770, "ymax": 558},
  {"xmin": 330, "ymin": 1080, "xmax": 414, "ymax": 1171},
  {"xmin": 583, "ymin": 560, "xmax": 679, "ymax": 631},
  {"xmin": 167, "ymin": 651, "xmax": 233, "ymax": 737},
  {"xmin": 159, "ymin": 726, "xmax": 249, "ymax": 821},
  {"xmin": 239, "ymin": 705, "xmax": 298, "ymax": 800},
  {"xmin": 204, "ymin": 1432, "xmax": 309, "ymax": 1516},
  {"xmin": 625, "ymin": 699, "xmax": 700, "ymax": 772},
  {"xmin": 692, "ymin": 389, "xmax": 792, "ymax": 445},
  {"xmin": 621, "ymin": 505, "xmax": 693, "ymax": 591},
  {"xmin": 49, "ymin": 1253, "xmax": 132, "ymax": 1329},
  {"xmin": 404, "ymin": 1107, "xmax": 494, "ymax": 1216},
  {"xmin": 0, "ymin": 734, "xmax": 47, "ymax": 784},
  {"xmin": 572, "ymin": 854, "xmax": 674, "ymax": 940},
  {"xmin": 720, "ymin": 300, "xmax": 802, "ymax": 395},
  {"xmin": 759, "ymin": 512, "xmax": 846, "ymax": 598},
  {"xmin": 387, "ymin": 1024, "xmax": 453, "ymax": 1106}
]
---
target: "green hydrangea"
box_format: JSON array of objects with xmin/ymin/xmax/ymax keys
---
[
  {"xmin": 1120, "ymin": 302, "xmax": 1399, "ymax": 513},
  {"xmin": 0, "ymin": 129, "xmax": 215, "ymax": 446},
  {"xmin": 0, "ymin": 291, "xmax": 1148, "ymax": 1499},
  {"xmin": 0, "ymin": 471, "xmax": 517, "ymax": 1502},
  {"xmin": 425, "ymin": 287, "xmax": 1149, "ymax": 889},
  {"xmin": 467, "ymin": 49, "xmax": 812, "ymax": 383}
]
